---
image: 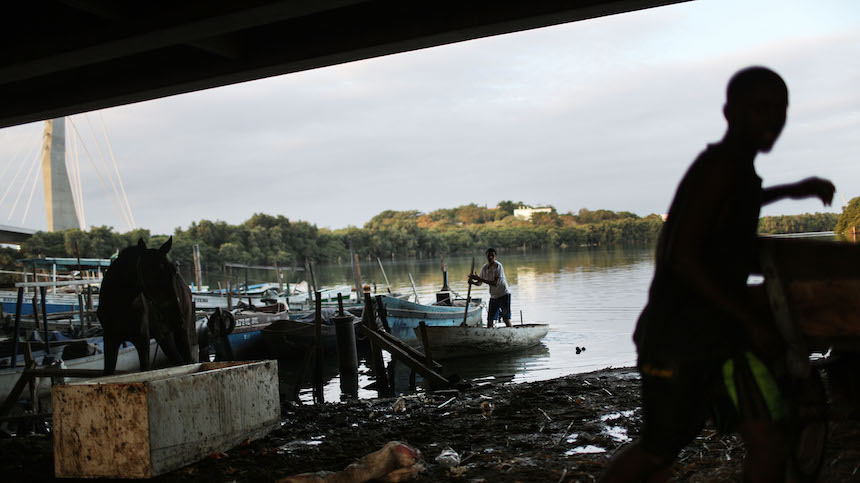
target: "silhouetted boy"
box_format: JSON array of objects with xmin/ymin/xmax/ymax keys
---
[{"xmin": 600, "ymin": 66, "xmax": 835, "ymax": 482}]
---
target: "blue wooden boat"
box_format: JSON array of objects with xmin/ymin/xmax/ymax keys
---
[
  {"xmin": 0, "ymin": 291, "xmax": 92, "ymax": 316},
  {"xmin": 378, "ymin": 295, "xmax": 482, "ymax": 345},
  {"xmin": 206, "ymin": 310, "xmax": 289, "ymax": 360}
]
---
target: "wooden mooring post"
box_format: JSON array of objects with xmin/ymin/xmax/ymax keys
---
[
  {"xmin": 362, "ymin": 292, "xmax": 390, "ymax": 396},
  {"xmin": 359, "ymin": 295, "xmax": 451, "ymax": 391},
  {"xmin": 85, "ymin": 285, "xmax": 93, "ymax": 328},
  {"xmin": 334, "ymin": 293, "xmax": 358, "ymax": 399},
  {"xmin": 313, "ymin": 292, "xmax": 324, "ymax": 404},
  {"xmin": 39, "ymin": 287, "xmax": 49, "ymax": 352},
  {"xmin": 10, "ymin": 287, "xmax": 23, "ymax": 369}
]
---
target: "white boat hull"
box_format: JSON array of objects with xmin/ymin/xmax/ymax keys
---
[
  {"xmin": 0, "ymin": 340, "xmax": 170, "ymax": 403},
  {"xmin": 414, "ymin": 323, "xmax": 549, "ymax": 360}
]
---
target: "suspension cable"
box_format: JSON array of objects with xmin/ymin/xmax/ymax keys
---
[
  {"xmin": 8, "ymin": 148, "xmax": 40, "ymax": 221},
  {"xmin": 73, "ymin": 120, "xmax": 86, "ymax": 228},
  {"xmin": 68, "ymin": 116, "xmax": 131, "ymax": 230},
  {"xmin": 0, "ymin": 133, "xmax": 40, "ymax": 209},
  {"xmin": 84, "ymin": 113, "xmax": 131, "ymax": 228},
  {"xmin": 0, "ymin": 126, "xmax": 39, "ymax": 182},
  {"xmin": 99, "ymin": 112, "xmax": 135, "ymax": 229},
  {"xmin": 21, "ymin": 149, "xmax": 43, "ymax": 223}
]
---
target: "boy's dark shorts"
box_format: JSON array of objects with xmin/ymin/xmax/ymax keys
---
[
  {"xmin": 639, "ymin": 352, "xmax": 785, "ymax": 459},
  {"xmin": 487, "ymin": 293, "xmax": 511, "ymax": 321}
]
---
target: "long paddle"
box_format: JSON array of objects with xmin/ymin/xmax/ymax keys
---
[
  {"xmin": 376, "ymin": 257, "xmax": 392, "ymax": 293},
  {"xmin": 461, "ymin": 257, "xmax": 475, "ymax": 326}
]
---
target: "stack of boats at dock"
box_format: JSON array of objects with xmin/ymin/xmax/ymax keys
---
[{"xmin": 1, "ymin": 276, "xmax": 549, "ymax": 408}]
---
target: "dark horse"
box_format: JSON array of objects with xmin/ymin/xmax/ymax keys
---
[{"xmin": 97, "ymin": 237, "xmax": 198, "ymax": 375}]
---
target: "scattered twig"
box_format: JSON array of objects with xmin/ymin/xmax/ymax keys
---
[
  {"xmin": 538, "ymin": 408, "xmax": 552, "ymax": 422},
  {"xmin": 602, "ymin": 388, "xmax": 613, "ymax": 397},
  {"xmin": 437, "ymin": 396, "xmax": 456, "ymax": 408},
  {"xmin": 556, "ymin": 467, "xmax": 568, "ymax": 483},
  {"xmin": 556, "ymin": 421, "xmax": 575, "ymax": 446}
]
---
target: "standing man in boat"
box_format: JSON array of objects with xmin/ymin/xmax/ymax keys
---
[
  {"xmin": 599, "ymin": 66, "xmax": 835, "ymax": 482},
  {"xmin": 469, "ymin": 248, "xmax": 512, "ymax": 328}
]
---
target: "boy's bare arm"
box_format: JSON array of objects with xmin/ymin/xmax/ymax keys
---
[
  {"xmin": 762, "ymin": 176, "xmax": 835, "ymax": 206},
  {"xmin": 470, "ymin": 273, "xmax": 498, "ymax": 286}
]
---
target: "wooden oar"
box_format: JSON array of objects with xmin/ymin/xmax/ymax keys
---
[
  {"xmin": 408, "ymin": 273, "xmax": 420, "ymax": 303},
  {"xmin": 377, "ymin": 257, "xmax": 392, "ymax": 293},
  {"xmin": 462, "ymin": 257, "xmax": 475, "ymax": 326}
]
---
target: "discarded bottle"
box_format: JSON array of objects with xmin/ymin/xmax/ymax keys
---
[{"xmin": 435, "ymin": 447, "xmax": 460, "ymax": 468}]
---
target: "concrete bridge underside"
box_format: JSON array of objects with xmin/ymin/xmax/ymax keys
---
[{"xmin": 0, "ymin": 1, "xmax": 687, "ymax": 129}]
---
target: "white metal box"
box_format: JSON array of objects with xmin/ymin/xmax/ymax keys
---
[{"xmin": 52, "ymin": 360, "xmax": 280, "ymax": 478}]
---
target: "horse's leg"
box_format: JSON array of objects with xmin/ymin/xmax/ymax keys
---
[
  {"xmin": 103, "ymin": 329, "xmax": 120, "ymax": 376},
  {"xmin": 132, "ymin": 333, "xmax": 151, "ymax": 371},
  {"xmin": 131, "ymin": 295, "xmax": 151, "ymax": 371}
]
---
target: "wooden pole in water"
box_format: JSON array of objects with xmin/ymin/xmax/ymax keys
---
[
  {"xmin": 418, "ymin": 321, "xmax": 434, "ymax": 365},
  {"xmin": 245, "ymin": 267, "xmax": 251, "ymax": 306},
  {"xmin": 462, "ymin": 257, "xmax": 475, "ymax": 326},
  {"xmin": 375, "ymin": 295, "xmax": 391, "ymax": 334},
  {"xmin": 40, "ymin": 286, "xmax": 49, "ymax": 351},
  {"xmin": 376, "ymin": 257, "xmax": 392, "ymax": 293},
  {"xmin": 85, "ymin": 284, "xmax": 93, "ymax": 328},
  {"xmin": 333, "ymin": 292, "xmax": 358, "ymax": 399},
  {"xmin": 192, "ymin": 244, "xmax": 203, "ymax": 290},
  {"xmin": 362, "ymin": 291, "xmax": 389, "ymax": 395},
  {"xmin": 313, "ymin": 291, "xmax": 324, "ymax": 404},
  {"xmin": 308, "ymin": 261, "xmax": 318, "ymax": 301},
  {"xmin": 226, "ymin": 280, "xmax": 233, "ymax": 310},
  {"xmin": 76, "ymin": 287, "xmax": 85, "ymax": 333},
  {"xmin": 303, "ymin": 258, "xmax": 313, "ymax": 306},
  {"xmin": 349, "ymin": 241, "xmax": 361, "ymax": 302},
  {"xmin": 408, "ymin": 273, "xmax": 419, "ymax": 303},
  {"xmin": 10, "ymin": 287, "xmax": 23, "ymax": 369},
  {"xmin": 353, "ymin": 254, "xmax": 363, "ymax": 294}
]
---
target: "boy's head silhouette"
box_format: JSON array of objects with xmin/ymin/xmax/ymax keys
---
[{"xmin": 723, "ymin": 66, "xmax": 788, "ymax": 153}]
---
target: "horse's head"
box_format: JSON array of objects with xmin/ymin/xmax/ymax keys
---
[
  {"xmin": 136, "ymin": 237, "xmax": 197, "ymax": 363},
  {"xmin": 136, "ymin": 237, "xmax": 190, "ymax": 329}
]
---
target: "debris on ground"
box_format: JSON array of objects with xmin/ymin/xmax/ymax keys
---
[
  {"xmin": 277, "ymin": 441, "xmax": 423, "ymax": 482},
  {"xmin": 0, "ymin": 367, "xmax": 857, "ymax": 481}
]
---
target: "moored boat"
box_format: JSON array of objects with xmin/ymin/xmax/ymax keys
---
[
  {"xmin": 261, "ymin": 309, "xmax": 361, "ymax": 359},
  {"xmin": 0, "ymin": 338, "xmax": 170, "ymax": 404},
  {"xmin": 413, "ymin": 323, "xmax": 549, "ymax": 360},
  {"xmin": 222, "ymin": 310, "xmax": 290, "ymax": 359},
  {"xmin": 379, "ymin": 295, "xmax": 482, "ymax": 345}
]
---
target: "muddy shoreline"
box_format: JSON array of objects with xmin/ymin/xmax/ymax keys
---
[{"xmin": 2, "ymin": 366, "xmax": 858, "ymax": 481}]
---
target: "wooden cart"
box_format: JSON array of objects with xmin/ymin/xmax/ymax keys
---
[{"xmin": 757, "ymin": 236, "xmax": 860, "ymax": 480}]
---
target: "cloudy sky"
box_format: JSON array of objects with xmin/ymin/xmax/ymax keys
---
[{"xmin": 0, "ymin": 0, "xmax": 858, "ymax": 235}]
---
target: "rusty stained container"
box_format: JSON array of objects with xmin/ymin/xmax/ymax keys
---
[{"xmin": 52, "ymin": 360, "xmax": 280, "ymax": 478}]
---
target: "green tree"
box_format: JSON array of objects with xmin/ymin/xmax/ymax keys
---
[
  {"xmin": 836, "ymin": 197, "xmax": 860, "ymax": 234},
  {"xmin": 496, "ymin": 200, "xmax": 522, "ymax": 216}
]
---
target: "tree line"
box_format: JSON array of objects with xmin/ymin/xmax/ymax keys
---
[{"xmin": 4, "ymin": 201, "xmax": 842, "ymax": 284}]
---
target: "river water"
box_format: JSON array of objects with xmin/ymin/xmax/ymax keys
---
[{"xmin": 263, "ymin": 246, "xmax": 656, "ymax": 401}]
